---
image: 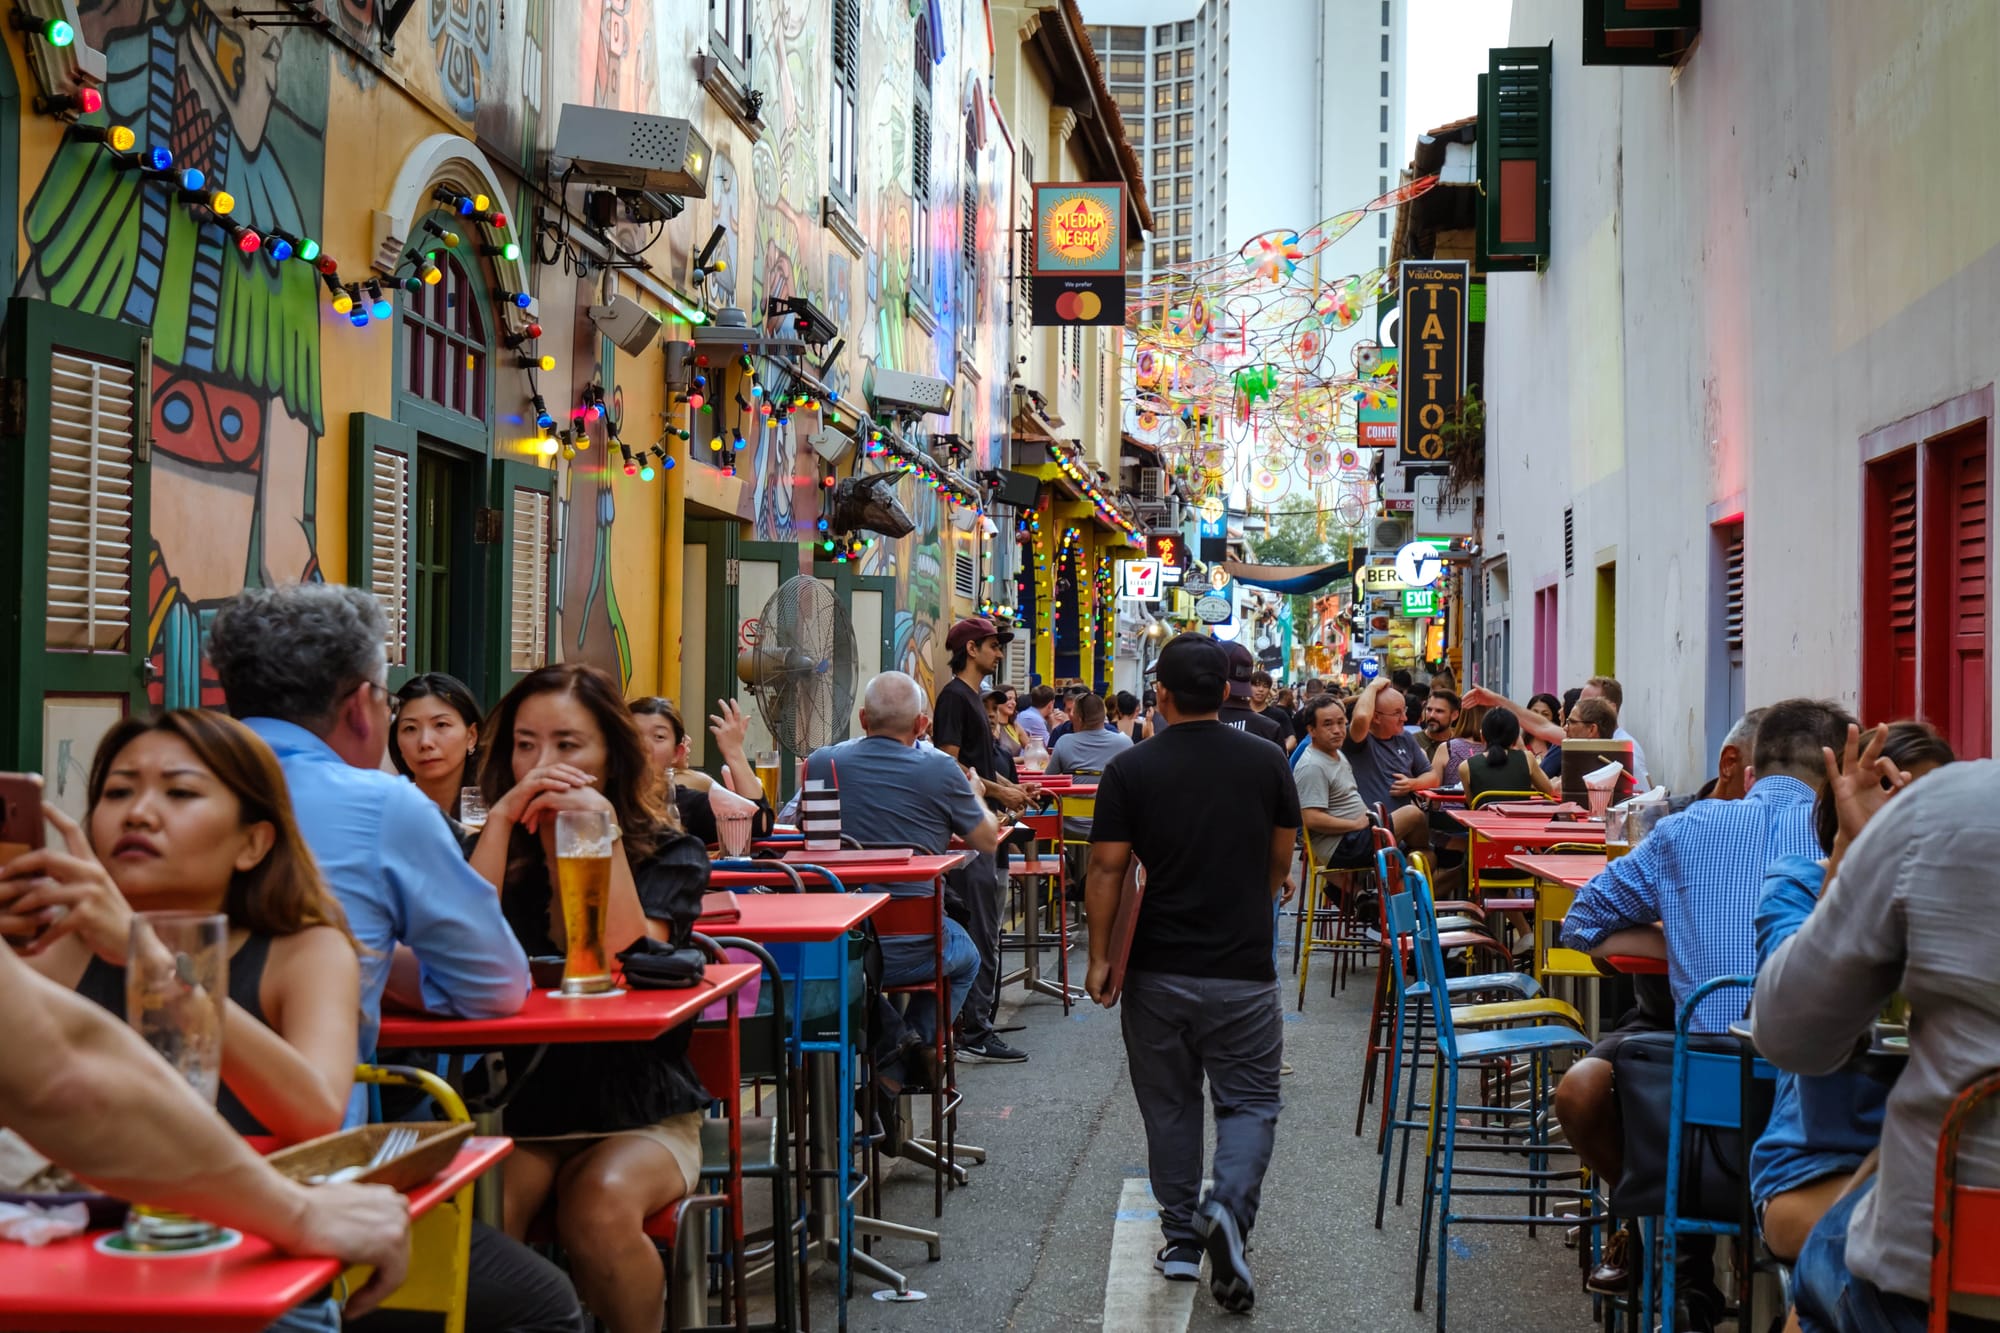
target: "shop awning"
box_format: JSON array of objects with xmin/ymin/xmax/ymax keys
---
[{"xmin": 1221, "ymin": 558, "xmax": 1352, "ymax": 594}]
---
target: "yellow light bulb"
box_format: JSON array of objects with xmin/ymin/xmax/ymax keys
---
[
  {"xmin": 473, "ymin": 194, "xmax": 490, "ymax": 211},
  {"xmin": 537, "ymin": 354, "xmax": 556, "ymax": 372},
  {"xmin": 713, "ymin": 259, "xmax": 727, "ymax": 272},
  {"xmin": 536, "ymin": 436, "xmax": 558, "ymax": 456},
  {"xmin": 422, "ymin": 264, "xmax": 442, "ymax": 285},
  {"xmin": 210, "ymin": 190, "xmax": 235, "ymax": 216},
  {"xmin": 330, "ymin": 292, "xmax": 354, "ymax": 314},
  {"xmin": 108, "ymin": 125, "xmax": 136, "ymax": 152}
]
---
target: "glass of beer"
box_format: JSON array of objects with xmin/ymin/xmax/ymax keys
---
[
  {"xmin": 124, "ymin": 911, "xmax": 228, "ymax": 1250},
  {"xmin": 755, "ymin": 750, "xmax": 781, "ymax": 810},
  {"xmin": 1603, "ymin": 807, "xmax": 1631, "ymax": 863},
  {"xmin": 554, "ymin": 810, "xmax": 616, "ymax": 996}
]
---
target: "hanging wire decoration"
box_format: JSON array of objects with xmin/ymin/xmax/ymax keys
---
[{"xmin": 1122, "ymin": 175, "xmax": 1440, "ymax": 515}]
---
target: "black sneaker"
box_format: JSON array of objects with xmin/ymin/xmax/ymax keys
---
[
  {"xmin": 1154, "ymin": 1242, "xmax": 1202, "ymax": 1281},
  {"xmin": 958, "ymin": 1035, "xmax": 1028, "ymax": 1063},
  {"xmin": 1195, "ymin": 1196, "xmax": 1255, "ymax": 1313}
]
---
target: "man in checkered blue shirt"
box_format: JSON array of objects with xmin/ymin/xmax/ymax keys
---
[{"xmin": 1552, "ymin": 697, "xmax": 1854, "ymax": 1300}]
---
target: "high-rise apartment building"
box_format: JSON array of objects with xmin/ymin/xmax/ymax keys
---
[{"xmin": 1083, "ymin": 1, "xmax": 1407, "ymax": 357}]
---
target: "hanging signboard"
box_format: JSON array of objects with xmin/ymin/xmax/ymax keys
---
[
  {"xmin": 1194, "ymin": 593, "xmax": 1233, "ymax": 624},
  {"xmin": 1355, "ymin": 564, "xmax": 1409, "ymax": 595},
  {"xmin": 1394, "ymin": 540, "xmax": 1444, "ymax": 588},
  {"xmin": 1358, "ymin": 346, "xmax": 1399, "ymax": 448},
  {"xmin": 1031, "ymin": 182, "xmax": 1127, "ymax": 327},
  {"xmin": 1414, "ymin": 474, "xmax": 1476, "ymax": 536},
  {"xmin": 1120, "ymin": 558, "xmax": 1162, "ymax": 600},
  {"xmin": 1402, "ymin": 588, "xmax": 1439, "ymax": 617},
  {"xmin": 1397, "ymin": 260, "xmax": 1468, "ymax": 467}
]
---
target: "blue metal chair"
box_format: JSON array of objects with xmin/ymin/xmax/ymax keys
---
[
  {"xmin": 1653, "ymin": 975, "xmax": 1775, "ymax": 1331},
  {"xmin": 1407, "ymin": 857, "xmax": 1597, "ymax": 1330},
  {"xmin": 1373, "ymin": 849, "xmax": 1583, "ymax": 1228}
]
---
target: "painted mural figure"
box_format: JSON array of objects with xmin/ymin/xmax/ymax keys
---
[{"xmin": 21, "ymin": 0, "xmax": 327, "ymax": 708}]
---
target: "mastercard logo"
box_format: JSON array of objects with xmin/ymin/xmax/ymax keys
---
[{"xmin": 1053, "ymin": 290, "xmax": 1103, "ymax": 321}]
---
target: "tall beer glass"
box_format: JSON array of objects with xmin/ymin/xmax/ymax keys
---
[
  {"xmin": 754, "ymin": 750, "xmax": 781, "ymax": 811},
  {"xmin": 124, "ymin": 911, "xmax": 228, "ymax": 1250},
  {"xmin": 555, "ymin": 810, "xmax": 615, "ymax": 995}
]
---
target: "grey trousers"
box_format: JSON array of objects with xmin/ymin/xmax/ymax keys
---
[
  {"xmin": 1119, "ymin": 970, "xmax": 1284, "ymax": 1246},
  {"xmin": 945, "ymin": 846, "xmax": 1004, "ymax": 1042}
]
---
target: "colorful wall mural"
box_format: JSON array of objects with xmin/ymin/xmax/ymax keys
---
[{"xmin": 7, "ymin": 0, "xmax": 1014, "ymax": 712}]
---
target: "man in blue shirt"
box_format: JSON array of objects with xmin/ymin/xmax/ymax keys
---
[
  {"xmin": 208, "ymin": 585, "xmax": 580, "ymax": 1333},
  {"xmin": 806, "ymin": 671, "xmax": 998, "ymax": 1086},
  {"xmin": 1551, "ymin": 696, "xmax": 1851, "ymax": 1299}
]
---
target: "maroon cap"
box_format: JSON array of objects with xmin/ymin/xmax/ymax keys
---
[
  {"xmin": 946, "ymin": 616, "xmax": 1013, "ymax": 652},
  {"xmin": 1221, "ymin": 639, "xmax": 1256, "ymax": 700}
]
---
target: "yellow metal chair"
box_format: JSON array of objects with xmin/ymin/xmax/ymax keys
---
[
  {"xmin": 1531, "ymin": 843, "xmax": 1606, "ymax": 987},
  {"xmin": 341, "ymin": 1064, "xmax": 476, "ymax": 1333},
  {"xmin": 1295, "ymin": 830, "xmax": 1378, "ymax": 1009}
]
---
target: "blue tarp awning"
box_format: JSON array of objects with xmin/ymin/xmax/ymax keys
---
[{"xmin": 1220, "ymin": 559, "xmax": 1351, "ymax": 595}]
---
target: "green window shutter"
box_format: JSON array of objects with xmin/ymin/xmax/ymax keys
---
[
  {"xmin": 347, "ymin": 413, "xmax": 418, "ymax": 688},
  {"xmin": 0, "ymin": 298, "xmax": 153, "ymax": 770},
  {"xmin": 491, "ymin": 458, "xmax": 556, "ymax": 693},
  {"xmin": 1582, "ymin": 0, "xmax": 1698, "ymax": 65},
  {"xmin": 1482, "ymin": 46, "xmax": 1552, "ymax": 263}
]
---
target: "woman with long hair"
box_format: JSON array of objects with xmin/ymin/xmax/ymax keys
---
[
  {"xmin": 0, "ymin": 710, "xmax": 360, "ymax": 1144},
  {"xmin": 1525, "ymin": 693, "xmax": 1563, "ymax": 758},
  {"xmin": 987, "ymin": 688, "xmax": 1026, "ymax": 758},
  {"xmin": 471, "ymin": 665, "xmax": 710, "ymax": 1333},
  {"xmin": 392, "ymin": 672, "xmax": 484, "ymax": 818},
  {"xmin": 628, "ymin": 696, "xmax": 771, "ymax": 846},
  {"xmin": 1459, "ymin": 706, "xmax": 1557, "ymax": 801},
  {"xmin": 1111, "ymin": 690, "xmax": 1144, "ymax": 741},
  {"xmin": 1423, "ymin": 702, "xmax": 1489, "ymax": 790}
]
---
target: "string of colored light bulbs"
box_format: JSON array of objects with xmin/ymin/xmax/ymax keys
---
[{"xmin": 1045, "ymin": 441, "xmax": 1142, "ymax": 545}]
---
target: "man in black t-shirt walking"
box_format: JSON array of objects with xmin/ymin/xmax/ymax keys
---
[
  {"xmin": 1217, "ymin": 641, "xmax": 1289, "ymax": 749},
  {"xmin": 931, "ymin": 617, "xmax": 1030, "ymax": 1062},
  {"xmin": 1084, "ymin": 633, "xmax": 1301, "ymax": 1314}
]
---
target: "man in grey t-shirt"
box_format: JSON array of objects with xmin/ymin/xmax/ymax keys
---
[
  {"xmin": 1292, "ymin": 695, "xmax": 1372, "ymax": 868},
  {"xmin": 1050, "ymin": 693, "xmax": 1131, "ymax": 841}
]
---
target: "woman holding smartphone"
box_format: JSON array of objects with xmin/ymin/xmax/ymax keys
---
[{"xmin": 0, "ymin": 710, "xmax": 361, "ymax": 1145}]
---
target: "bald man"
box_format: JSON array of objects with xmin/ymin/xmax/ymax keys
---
[{"xmin": 1345, "ymin": 678, "xmax": 1429, "ymax": 848}]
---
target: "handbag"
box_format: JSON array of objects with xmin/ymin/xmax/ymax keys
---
[
  {"xmin": 615, "ymin": 938, "xmax": 708, "ymax": 989},
  {"xmin": 1608, "ymin": 1030, "xmax": 1771, "ymax": 1221}
]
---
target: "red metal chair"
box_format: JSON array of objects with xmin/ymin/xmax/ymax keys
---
[
  {"xmin": 1931, "ymin": 1070, "xmax": 2000, "ymax": 1330},
  {"xmin": 871, "ymin": 890, "xmax": 961, "ymax": 1219}
]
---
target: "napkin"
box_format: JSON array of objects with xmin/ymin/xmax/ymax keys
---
[
  {"xmin": 0, "ymin": 1129, "xmax": 49, "ymax": 1191},
  {"xmin": 1611, "ymin": 786, "xmax": 1669, "ymax": 811},
  {"xmin": 0, "ymin": 1200, "xmax": 87, "ymax": 1246}
]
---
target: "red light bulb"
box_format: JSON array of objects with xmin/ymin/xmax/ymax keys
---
[
  {"xmin": 623, "ymin": 460, "xmax": 638, "ymax": 476},
  {"xmin": 76, "ymin": 87, "xmax": 103, "ymax": 115},
  {"xmin": 687, "ymin": 392, "xmax": 704, "ymax": 409},
  {"xmin": 525, "ymin": 322, "xmax": 543, "ymax": 339},
  {"xmin": 317, "ymin": 256, "xmax": 339, "ymax": 276},
  {"xmin": 488, "ymin": 211, "xmax": 507, "ymax": 228}
]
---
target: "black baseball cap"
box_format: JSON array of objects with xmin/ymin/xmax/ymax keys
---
[
  {"xmin": 1152, "ymin": 633, "xmax": 1229, "ymax": 699},
  {"xmin": 1220, "ymin": 640, "xmax": 1256, "ymax": 700}
]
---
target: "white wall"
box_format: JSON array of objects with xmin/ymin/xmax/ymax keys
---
[{"xmin": 1484, "ymin": 0, "xmax": 2000, "ymax": 789}]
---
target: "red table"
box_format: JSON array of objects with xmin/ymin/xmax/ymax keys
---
[
  {"xmin": 0, "ymin": 1138, "xmax": 511, "ymax": 1333},
  {"xmin": 1504, "ymin": 852, "xmax": 1608, "ymax": 889},
  {"xmin": 701, "ymin": 890, "xmax": 888, "ymax": 941},
  {"xmin": 378, "ymin": 963, "xmax": 759, "ymax": 1050}
]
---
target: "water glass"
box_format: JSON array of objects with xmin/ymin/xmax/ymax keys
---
[
  {"xmin": 123, "ymin": 911, "xmax": 228, "ymax": 1250},
  {"xmin": 458, "ymin": 786, "xmax": 489, "ymax": 831},
  {"xmin": 554, "ymin": 810, "xmax": 616, "ymax": 996}
]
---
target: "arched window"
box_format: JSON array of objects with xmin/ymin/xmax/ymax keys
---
[{"xmin": 401, "ymin": 246, "xmax": 490, "ymax": 426}]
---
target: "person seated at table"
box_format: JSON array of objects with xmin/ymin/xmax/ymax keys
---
[
  {"xmin": 1553, "ymin": 697, "xmax": 1851, "ymax": 1302},
  {"xmin": 986, "ymin": 689, "xmax": 1025, "ymax": 784},
  {"xmin": 1752, "ymin": 722, "xmax": 1954, "ymax": 1273},
  {"xmin": 4, "ymin": 710, "xmax": 359, "ymax": 1144},
  {"xmin": 1579, "ymin": 675, "xmax": 1649, "ymax": 789},
  {"xmin": 471, "ymin": 664, "xmax": 710, "ymax": 1333},
  {"xmin": 1048, "ymin": 684, "xmax": 1095, "ymax": 745},
  {"xmin": 1050, "ymin": 692, "xmax": 1134, "ymax": 862},
  {"xmin": 206, "ymin": 586, "xmax": 580, "ymax": 1333},
  {"xmin": 1524, "ymin": 693, "xmax": 1563, "ymax": 761},
  {"xmin": 1668, "ymin": 708, "xmax": 1767, "ymax": 814},
  {"xmin": 1458, "ymin": 707, "xmax": 1558, "ymax": 803},
  {"xmin": 1754, "ymin": 728, "xmax": 2000, "ymax": 1333},
  {"xmin": 1294, "ymin": 694, "xmax": 1373, "ymax": 872},
  {"xmin": 1342, "ymin": 678, "xmax": 1430, "ymax": 849},
  {"xmin": 392, "ymin": 672, "xmax": 484, "ymax": 822},
  {"xmin": 628, "ymin": 697, "xmax": 772, "ymax": 847},
  {"xmin": 1112, "ymin": 690, "xmax": 1146, "ymax": 743},
  {"xmin": 0, "ymin": 939, "xmax": 412, "ymax": 1316},
  {"xmin": 805, "ymin": 671, "xmax": 999, "ymax": 1090},
  {"xmin": 1018, "ymin": 684, "xmax": 1055, "ymax": 747}
]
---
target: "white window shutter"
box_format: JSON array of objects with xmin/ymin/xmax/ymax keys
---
[
  {"xmin": 1003, "ymin": 634, "xmax": 1032, "ymax": 686},
  {"xmin": 45, "ymin": 350, "xmax": 137, "ymax": 652},
  {"xmin": 510, "ymin": 486, "xmax": 550, "ymax": 671},
  {"xmin": 368, "ymin": 448, "xmax": 411, "ymax": 667}
]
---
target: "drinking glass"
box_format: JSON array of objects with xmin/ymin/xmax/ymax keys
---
[
  {"xmin": 1603, "ymin": 806, "xmax": 1631, "ymax": 862},
  {"xmin": 458, "ymin": 786, "xmax": 489, "ymax": 831},
  {"xmin": 554, "ymin": 810, "xmax": 616, "ymax": 996},
  {"xmin": 754, "ymin": 751, "xmax": 781, "ymax": 810},
  {"xmin": 1628, "ymin": 797, "xmax": 1669, "ymax": 846},
  {"xmin": 123, "ymin": 911, "xmax": 228, "ymax": 1250}
]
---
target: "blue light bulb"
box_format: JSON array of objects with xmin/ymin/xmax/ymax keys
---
[
  {"xmin": 536, "ymin": 412, "xmax": 556, "ymax": 430},
  {"xmin": 143, "ymin": 146, "xmax": 173, "ymax": 172},
  {"xmin": 179, "ymin": 167, "xmax": 205, "ymax": 192},
  {"xmin": 370, "ymin": 297, "xmax": 393, "ymax": 319},
  {"xmin": 457, "ymin": 196, "xmax": 475, "ymax": 215},
  {"xmin": 266, "ymin": 235, "xmax": 293, "ymax": 262},
  {"xmin": 512, "ymin": 291, "xmax": 532, "ymax": 309},
  {"xmin": 348, "ymin": 309, "xmax": 370, "ymax": 328}
]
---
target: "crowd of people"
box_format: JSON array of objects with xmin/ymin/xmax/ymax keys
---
[{"xmin": 1, "ymin": 586, "xmax": 1992, "ymax": 1333}]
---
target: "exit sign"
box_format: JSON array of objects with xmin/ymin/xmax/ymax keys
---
[{"xmin": 1402, "ymin": 588, "xmax": 1438, "ymax": 616}]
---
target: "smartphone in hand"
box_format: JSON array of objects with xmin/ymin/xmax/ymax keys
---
[{"xmin": 0, "ymin": 773, "xmax": 46, "ymax": 950}]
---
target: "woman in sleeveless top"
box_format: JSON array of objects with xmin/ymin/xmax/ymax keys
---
[
  {"xmin": 1459, "ymin": 706, "xmax": 1559, "ymax": 802},
  {"xmin": 471, "ymin": 664, "xmax": 709, "ymax": 1333},
  {"xmin": 0, "ymin": 711, "xmax": 360, "ymax": 1144}
]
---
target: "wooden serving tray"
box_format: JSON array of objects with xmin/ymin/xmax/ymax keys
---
[{"xmin": 266, "ymin": 1121, "xmax": 474, "ymax": 1194}]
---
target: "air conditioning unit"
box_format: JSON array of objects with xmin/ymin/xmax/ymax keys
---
[
  {"xmin": 1372, "ymin": 516, "xmax": 1410, "ymax": 550},
  {"xmin": 1137, "ymin": 467, "xmax": 1168, "ymax": 504}
]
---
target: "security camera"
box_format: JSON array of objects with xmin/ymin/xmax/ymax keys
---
[
  {"xmin": 588, "ymin": 296, "xmax": 664, "ymax": 357},
  {"xmin": 553, "ymin": 105, "xmax": 711, "ymax": 197},
  {"xmin": 867, "ymin": 366, "xmax": 955, "ymax": 417}
]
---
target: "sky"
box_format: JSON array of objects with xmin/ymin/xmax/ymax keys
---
[{"xmin": 1403, "ymin": 0, "xmax": 1515, "ymax": 156}]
